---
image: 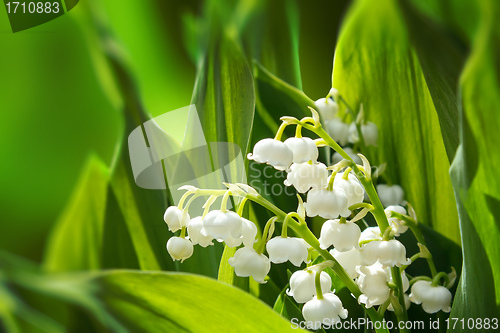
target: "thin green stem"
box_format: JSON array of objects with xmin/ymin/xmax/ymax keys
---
[
  {"xmin": 295, "ymin": 125, "xmax": 302, "ymax": 138},
  {"xmin": 274, "ymin": 122, "xmax": 288, "ymax": 140},
  {"xmin": 237, "ymin": 197, "xmax": 248, "ymax": 216},
  {"xmin": 391, "ymin": 212, "xmax": 438, "ymax": 277},
  {"xmin": 220, "ymin": 191, "xmax": 231, "ymax": 213},
  {"xmin": 339, "ymin": 96, "xmax": 367, "ymax": 149},
  {"xmin": 409, "ymin": 276, "xmax": 433, "ymax": 285},
  {"xmin": 349, "ymin": 203, "xmax": 374, "ymax": 211},
  {"xmin": 242, "ymin": 193, "xmax": 387, "ymax": 329},
  {"xmin": 255, "ymin": 216, "xmax": 277, "ymax": 254},
  {"xmin": 432, "ymin": 272, "xmax": 449, "ymax": 287},
  {"xmin": 342, "ymin": 167, "xmax": 352, "ymax": 180},
  {"xmin": 281, "ymin": 214, "xmax": 292, "ymax": 238},
  {"xmin": 314, "ymin": 270, "xmax": 324, "ymax": 300}
]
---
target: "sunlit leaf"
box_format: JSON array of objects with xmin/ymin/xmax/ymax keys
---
[
  {"xmin": 449, "ymin": 1, "xmax": 500, "ymax": 326},
  {"xmin": 332, "ymin": 0, "xmax": 460, "ymax": 243}
]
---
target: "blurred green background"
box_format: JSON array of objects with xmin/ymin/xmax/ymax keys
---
[{"xmin": 0, "ymin": 0, "xmax": 348, "ymax": 262}]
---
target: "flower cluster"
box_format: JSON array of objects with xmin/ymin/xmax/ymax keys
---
[{"xmin": 161, "ymin": 88, "xmax": 455, "ymax": 329}]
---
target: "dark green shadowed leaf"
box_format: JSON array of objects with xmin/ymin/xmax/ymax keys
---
[
  {"xmin": 398, "ymin": 0, "xmax": 464, "ymax": 162},
  {"xmin": 332, "ymin": 0, "xmax": 460, "ymax": 243},
  {"xmin": 238, "ymin": 0, "xmax": 302, "ymax": 88},
  {"xmin": 448, "ymin": 0, "xmax": 500, "ymax": 326}
]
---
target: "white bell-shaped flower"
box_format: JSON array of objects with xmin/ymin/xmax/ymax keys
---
[
  {"xmin": 348, "ymin": 122, "xmax": 378, "ymax": 146},
  {"xmin": 332, "ymin": 172, "xmax": 364, "ymax": 207},
  {"xmin": 385, "ymin": 205, "xmax": 408, "ymax": 236},
  {"xmin": 286, "ymin": 270, "xmax": 332, "ymax": 303},
  {"xmin": 388, "ymin": 294, "xmax": 411, "ymax": 311},
  {"xmin": 304, "ymin": 188, "xmax": 350, "ymax": 219},
  {"xmin": 409, "ymin": 281, "xmax": 452, "ymax": 313},
  {"xmin": 325, "ymin": 118, "xmax": 350, "ymax": 146},
  {"xmin": 330, "ymin": 248, "xmax": 362, "ymax": 279},
  {"xmin": 166, "ymin": 237, "xmax": 193, "ymax": 263},
  {"xmin": 215, "ymin": 217, "xmax": 258, "ymax": 248},
  {"xmin": 187, "ymin": 217, "xmax": 213, "ymax": 247},
  {"xmin": 202, "ymin": 210, "xmax": 243, "ymax": 241},
  {"xmin": 302, "ymin": 293, "xmax": 348, "ymax": 330},
  {"xmin": 247, "ymin": 138, "xmax": 293, "ymax": 171},
  {"xmin": 319, "ymin": 219, "xmax": 361, "ymax": 251},
  {"xmin": 266, "ymin": 237, "xmax": 309, "ymax": 267},
  {"xmin": 356, "ymin": 262, "xmax": 391, "ymax": 308},
  {"xmin": 241, "ymin": 218, "xmax": 258, "ymax": 247},
  {"xmin": 163, "ymin": 206, "xmax": 190, "ymax": 232},
  {"xmin": 331, "ymin": 147, "xmax": 362, "ymax": 165},
  {"xmin": 228, "ymin": 247, "xmax": 271, "ymax": 284},
  {"xmin": 359, "ymin": 226, "xmax": 382, "ymax": 244},
  {"xmin": 223, "ymin": 235, "xmax": 243, "ymax": 248},
  {"xmin": 361, "ymin": 239, "xmax": 411, "ymax": 267},
  {"xmin": 314, "ymin": 98, "xmax": 338, "ymax": 122},
  {"xmin": 377, "ymin": 184, "xmax": 405, "ymax": 207},
  {"xmin": 284, "ymin": 162, "xmax": 328, "ymax": 193},
  {"xmin": 284, "ymin": 137, "xmax": 319, "ymax": 163}
]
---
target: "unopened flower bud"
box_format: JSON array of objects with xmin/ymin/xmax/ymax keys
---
[
  {"xmin": 287, "ymin": 270, "xmax": 332, "ymax": 303},
  {"xmin": 247, "ymin": 138, "xmax": 293, "ymax": 171},
  {"xmin": 164, "ymin": 206, "xmax": 190, "ymax": 232},
  {"xmin": 266, "ymin": 237, "xmax": 309, "ymax": 267},
  {"xmin": 166, "ymin": 237, "xmax": 193, "ymax": 262}
]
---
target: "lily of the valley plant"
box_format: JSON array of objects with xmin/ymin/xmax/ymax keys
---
[{"xmin": 163, "ymin": 88, "xmax": 455, "ymax": 330}]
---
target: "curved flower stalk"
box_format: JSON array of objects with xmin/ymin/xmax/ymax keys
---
[{"xmin": 160, "ymin": 90, "xmax": 455, "ymax": 332}]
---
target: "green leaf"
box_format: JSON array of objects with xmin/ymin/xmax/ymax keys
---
[
  {"xmin": 332, "ymin": 0, "xmax": 460, "ymax": 243},
  {"xmin": 448, "ymin": 1, "xmax": 500, "ymax": 326},
  {"xmin": 273, "ymin": 286, "xmax": 304, "ymax": 324},
  {"xmin": 191, "ymin": 21, "xmax": 255, "ymax": 158},
  {"xmin": 93, "ymin": 271, "xmax": 304, "ymax": 332},
  {"xmin": 398, "ymin": 0, "xmax": 464, "ymax": 161},
  {"xmin": 43, "ymin": 156, "xmax": 109, "ymax": 271},
  {"xmin": 239, "ymin": 0, "xmax": 302, "ymax": 88}
]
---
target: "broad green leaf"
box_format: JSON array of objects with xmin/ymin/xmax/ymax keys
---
[
  {"xmin": 332, "ymin": 0, "xmax": 460, "ymax": 243},
  {"xmin": 449, "ymin": 0, "xmax": 500, "ymax": 326},
  {"xmin": 398, "ymin": 0, "xmax": 464, "ymax": 161},
  {"xmin": 44, "ymin": 1, "xmax": 178, "ymax": 274},
  {"xmin": 95, "ymin": 271, "xmax": 303, "ymax": 332},
  {"xmin": 43, "ymin": 156, "xmax": 111, "ymax": 271}
]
